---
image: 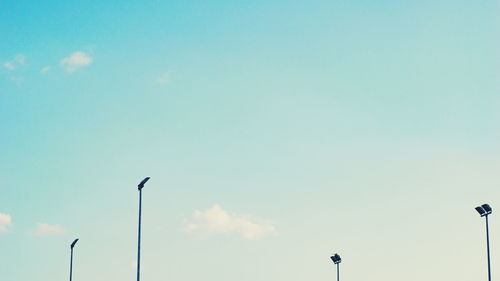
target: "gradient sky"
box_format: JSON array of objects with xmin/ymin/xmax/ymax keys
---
[{"xmin": 1, "ymin": 1, "xmax": 499, "ymax": 280}]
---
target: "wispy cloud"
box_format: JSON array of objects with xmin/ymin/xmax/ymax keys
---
[
  {"xmin": 41, "ymin": 66, "xmax": 50, "ymax": 74},
  {"xmin": 0, "ymin": 213, "xmax": 12, "ymax": 233},
  {"xmin": 183, "ymin": 204, "xmax": 277, "ymax": 240},
  {"xmin": 60, "ymin": 51, "xmax": 93, "ymax": 72},
  {"xmin": 15, "ymin": 54, "xmax": 26, "ymax": 64},
  {"xmin": 2, "ymin": 54, "xmax": 26, "ymax": 71},
  {"xmin": 33, "ymin": 223, "xmax": 67, "ymax": 236},
  {"xmin": 156, "ymin": 72, "xmax": 171, "ymax": 85},
  {"xmin": 3, "ymin": 62, "xmax": 15, "ymax": 70},
  {"xmin": 8, "ymin": 76, "xmax": 23, "ymax": 86}
]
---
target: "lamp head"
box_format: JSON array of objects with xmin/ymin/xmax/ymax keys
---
[
  {"xmin": 330, "ymin": 253, "xmax": 341, "ymax": 264},
  {"xmin": 475, "ymin": 206, "xmax": 486, "ymax": 216},
  {"xmin": 476, "ymin": 204, "xmax": 492, "ymax": 217},
  {"xmin": 482, "ymin": 204, "xmax": 492, "ymax": 215},
  {"xmin": 70, "ymin": 238, "xmax": 79, "ymax": 249},
  {"xmin": 138, "ymin": 177, "xmax": 150, "ymax": 190}
]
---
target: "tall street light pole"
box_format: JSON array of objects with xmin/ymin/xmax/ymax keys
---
[
  {"xmin": 337, "ymin": 262, "xmax": 339, "ymax": 281},
  {"xmin": 137, "ymin": 177, "xmax": 150, "ymax": 281},
  {"xmin": 475, "ymin": 204, "xmax": 493, "ymax": 281},
  {"xmin": 69, "ymin": 238, "xmax": 79, "ymax": 281},
  {"xmin": 330, "ymin": 253, "xmax": 341, "ymax": 281}
]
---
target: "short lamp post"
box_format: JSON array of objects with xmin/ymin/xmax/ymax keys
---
[
  {"xmin": 330, "ymin": 253, "xmax": 341, "ymax": 281},
  {"xmin": 475, "ymin": 204, "xmax": 493, "ymax": 281}
]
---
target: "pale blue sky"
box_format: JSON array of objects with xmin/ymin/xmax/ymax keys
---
[{"xmin": 1, "ymin": 1, "xmax": 499, "ymax": 281}]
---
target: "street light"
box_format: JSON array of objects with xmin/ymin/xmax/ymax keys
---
[
  {"xmin": 137, "ymin": 177, "xmax": 150, "ymax": 281},
  {"xmin": 69, "ymin": 238, "xmax": 79, "ymax": 281},
  {"xmin": 475, "ymin": 204, "xmax": 493, "ymax": 281},
  {"xmin": 330, "ymin": 253, "xmax": 341, "ymax": 281}
]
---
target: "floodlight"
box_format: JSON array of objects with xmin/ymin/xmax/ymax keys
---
[
  {"xmin": 330, "ymin": 253, "xmax": 341, "ymax": 264},
  {"xmin": 70, "ymin": 238, "xmax": 79, "ymax": 248},
  {"xmin": 476, "ymin": 206, "xmax": 487, "ymax": 216},
  {"xmin": 138, "ymin": 177, "xmax": 150, "ymax": 190},
  {"xmin": 482, "ymin": 204, "xmax": 492, "ymax": 214}
]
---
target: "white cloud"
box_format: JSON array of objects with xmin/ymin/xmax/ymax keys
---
[
  {"xmin": 2, "ymin": 54, "xmax": 26, "ymax": 70},
  {"xmin": 33, "ymin": 223, "xmax": 67, "ymax": 236},
  {"xmin": 0, "ymin": 213, "xmax": 12, "ymax": 233},
  {"xmin": 41, "ymin": 66, "xmax": 50, "ymax": 73},
  {"xmin": 183, "ymin": 204, "xmax": 277, "ymax": 240},
  {"xmin": 156, "ymin": 72, "xmax": 171, "ymax": 85},
  {"xmin": 3, "ymin": 62, "xmax": 15, "ymax": 70},
  {"xmin": 60, "ymin": 51, "xmax": 93, "ymax": 72},
  {"xmin": 8, "ymin": 76, "xmax": 23, "ymax": 86},
  {"xmin": 15, "ymin": 54, "xmax": 26, "ymax": 64}
]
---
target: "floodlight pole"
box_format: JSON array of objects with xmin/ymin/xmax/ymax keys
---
[
  {"xmin": 137, "ymin": 177, "xmax": 150, "ymax": 281},
  {"xmin": 69, "ymin": 239, "xmax": 78, "ymax": 281},
  {"xmin": 70, "ymin": 247, "xmax": 74, "ymax": 281},
  {"xmin": 336, "ymin": 263, "xmax": 340, "ymax": 281},
  {"xmin": 137, "ymin": 186, "xmax": 142, "ymax": 281},
  {"xmin": 485, "ymin": 214, "xmax": 491, "ymax": 281}
]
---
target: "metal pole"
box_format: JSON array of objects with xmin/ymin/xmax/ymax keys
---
[
  {"xmin": 486, "ymin": 215, "xmax": 492, "ymax": 281},
  {"xmin": 137, "ymin": 188, "xmax": 142, "ymax": 281},
  {"xmin": 336, "ymin": 263, "xmax": 339, "ymax": 281},
  {"xmin": 69, "ymin": 247, "xmax": 74, "ymax": 281}
]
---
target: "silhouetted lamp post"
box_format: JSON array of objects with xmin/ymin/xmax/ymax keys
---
[
  {"xmin": 137, "ymin": 177, "xmax": 150, "ymax": 281},
  {"xmin": 475, "ymin": 204, "xmax": 493, "ymax": 281},
  {"xmin": 69, "ymin": 238, "xmax": 79, "ymax": 281},
  {"xmin": 330, "ymin": 253, "xmax": 341, "ymax": 281}
]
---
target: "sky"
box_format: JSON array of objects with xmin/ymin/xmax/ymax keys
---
[{"xmin": 1, "ymin": 0, "xmax": 499, "ymax": 280}]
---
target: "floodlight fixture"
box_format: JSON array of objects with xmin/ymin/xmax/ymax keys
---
[
  {"xmin": 476, "ymin": 206, "xmax": 487, "ymax": 216},
  {"xmin": 330, "ymin": 254, "xmax": 342, "ymax": 264},
  {"xmin": 138, "ymin": 177, "xmax": 150, "ymax": 190},
  {"xmin": 70, "ymin": 239, "xmax": 79, "ymax": 249},
  {"xmin": 482, "ymin": 204, "xmax": 492, "ymax": 214},
  {"xmin": 476, "ymin": 204, "xmax": 492, "ymax": 217}
]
